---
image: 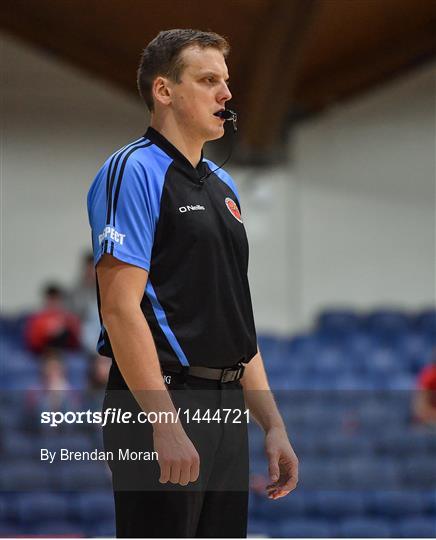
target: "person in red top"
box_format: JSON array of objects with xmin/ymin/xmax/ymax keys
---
[
  {"xmin": 25, "ymin": 283, "xmax": 81, "ymax": 354},
  {"xmin": 413, "ymin": 353, "xmax": 436, "ymax": 425}
]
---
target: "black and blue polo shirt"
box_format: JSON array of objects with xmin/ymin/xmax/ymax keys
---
[{"xmin": 87, "ymin": 126, "xmax": 257, "ymax": 379}]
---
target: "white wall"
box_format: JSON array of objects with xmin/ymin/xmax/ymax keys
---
[
  {"xmin": 2, "ymin": 32, "xmax": 434, "ymax": 335},
  {"xmin": 1, "ymin": 33, "xmax": 147, "ymax": 312},
  {"xmin": 293, "ymin": 64, "xmax": 435, "ymax": 327}
]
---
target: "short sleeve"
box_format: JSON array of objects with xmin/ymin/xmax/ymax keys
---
[{"xmin": 88, "ymin": 157, "xmax": 163, "ymax": 272}]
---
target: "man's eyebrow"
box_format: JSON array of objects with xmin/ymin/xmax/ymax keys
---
[{"xmin": 198, "ymin": 71, "xmax": 230, "ymax": 81}]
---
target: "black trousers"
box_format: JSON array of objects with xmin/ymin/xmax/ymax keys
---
[{"xmin": 102, "ymin": 372, "xmax": 249, "ymax": 538}]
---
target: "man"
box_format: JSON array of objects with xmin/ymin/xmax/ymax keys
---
[
  {"xmin": 413, "ymin": 356, "xmax": 436, "ymax": 425},
  {"xmin": 88, "ymin": 29, "xmax": 298, "ymax": 538}
]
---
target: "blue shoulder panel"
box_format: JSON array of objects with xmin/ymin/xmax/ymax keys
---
[{"xmin": 87, "ymin": 138, "xmax": 172, "ymax": 272}]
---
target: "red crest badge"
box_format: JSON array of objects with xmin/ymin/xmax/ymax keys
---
[{"xmin": 225, "ymin": 197, "xmax": 243, "ymax": 223}]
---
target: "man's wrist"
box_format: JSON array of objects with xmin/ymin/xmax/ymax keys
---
[{"xmin": 263, "ymin": 421, "xmax": 287, "ymax": 434}]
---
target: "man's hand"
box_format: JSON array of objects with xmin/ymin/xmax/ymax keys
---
[
  {"xmin": 153, "ymin": 423, "xmax": 200, "ymax": 486},
  {"xmin": 264, "ymin": 426, "xmax": 299, "ymax": 499}
]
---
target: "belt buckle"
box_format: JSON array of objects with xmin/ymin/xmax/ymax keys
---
[
  {"xmin": 220, "ymin": 364, "xmax": 244, "ymax": 383},
  {"xmin": 220, "ymin": 367, "xmax": 234, "ymax": 383}
]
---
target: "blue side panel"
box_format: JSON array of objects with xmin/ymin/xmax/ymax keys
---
[
  {"xmin": 145, "ymin": 281, "xmax": 190, "ymax": 366},
  {"xmin": 203, "ymin": 159, "xmax": 241, "ymax": 205}
]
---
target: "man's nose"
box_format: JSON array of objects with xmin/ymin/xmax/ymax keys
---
[{"xmin": 219, "ymin": 82, "xmax": 232, "ymax": 102}]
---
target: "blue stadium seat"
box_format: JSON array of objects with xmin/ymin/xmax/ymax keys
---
[
  {"xmin": 258, "ymin": 335, "xmax": 288, "ymax": 365},
  {"xmin": 364, "ymin": 310, "xmax": 410, "ymax": 342},
  {"xmin": 396, "ymin": 333, "xmax": 433, "ymax": 372},
  {"xmin": 334, "ymin": 374, "xmax": 376, "ymax": 390},
  {"xmin": 88, "ymin": 519, "xmax": 116, "ymax": 537},
  {"xmin": 0, "ymin": 496, "xmax": 8, "ymax": 522},
  {"xmin": 316, "ymin": 432, "xmax": 373, "ymax": 458},
  {"xmin": 0, "ymin": 524, "xmax": 24, "ymax": 536},
  {"xmin": 369, "ymin": 491, "xmax": 427, "ymax": 517},
  {"xmin": 363, "ymin": 348, "xmax": 400, "ymax": 377},
  {"xmin": 403, "ymin": 456, "xmax": 436, "ymax": 489},
  {"xmin": 257, "ymin": 492, "xmax": 306, "ymax": 519},
  {"xmin": 298, "ymin": 459, "xmax": 341, "ymax": 489},
  {"xmin": 311, "ymin": 348, "xmax": 347, "ymax": 378},
  {"xmin": 395, "ymin": 517, "xmax": 436, "ymax": 538},
  {"xmin": 288, "ymin": 334, "xmax": 322, "ymax": 359},
  {"xmin": 339, "ymin": 517, "xmax": 392, "ymax": 538},
  {"xmin": 58, "ymin": 461, "xmax": 111, "ymax": 490},
  {"xmin": 387, "ymin": 428, "xmax": 432, "ymax": 456},
  {"xmin": 76, "ymin": 492, "xmax": 114, "ymax": 522},
  {"xmin": 316, "ymin": 309, "xmax": 360, "ymax": 336},
  {"xmin": 15, "ymin": 492, "xmax": 70, "ymax": 524},
  {"xmin": 339, "ymin": 457, "xmax": 401, "ymax": 490},
  {"xmin": 2, "ymin": 430, "xmax": 39, "ymax": 459},
  {"xmin": 414, "ymin": 309, "xmax": 436, "ymax": 341},
  {"xmin": 33, "ymin": 520, "xmax": 84, "ymax": 536},
  {"xmin": 247, "ymin": 518, "xmax": 269, "ymax": 537},
  {"xmin": 274, "ymin": 518, "xmax": 334, "ymax": 538},
  {"xmin": 40, "ymin": 432, "xmax": 94, "ymax": 454},
  {"xmin": 0, "ymin": 462, "xmax": 50, "ymax": 490},
  {"xmin": 315, "ymin": 491, "xmax": 367, "ymax": 518},
  {"xmin": 387, "ymin": 373, "xmax": 415, "ymax": 390}
]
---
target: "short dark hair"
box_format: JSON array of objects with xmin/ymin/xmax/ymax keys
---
[
  {"xmin": 137, "ymin": 29, "xmax": 230, "ymax": 112},
  {"xmin": 43, "ymin": 282, "xmax": 63, "ymax": 299}
]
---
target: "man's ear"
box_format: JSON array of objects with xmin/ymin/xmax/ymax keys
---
[{"xmin": 152, "ymin": 76, "xmax": 172, "ymax": 107}]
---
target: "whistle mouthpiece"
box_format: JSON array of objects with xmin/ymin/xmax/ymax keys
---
[{"xmin": 214, "ymin": 109, "xmax": 238, "ymax": 132}]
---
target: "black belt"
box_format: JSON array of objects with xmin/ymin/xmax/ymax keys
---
[{"xmin": 163, "ymin": 363, "xmax": 245, "ymax": 383}]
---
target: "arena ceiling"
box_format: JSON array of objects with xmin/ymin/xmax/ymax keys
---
[{"xmin": 1, "ymin": 0, "xmax": 435, "ymax": 160}]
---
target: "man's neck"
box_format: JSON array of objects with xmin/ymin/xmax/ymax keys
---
[{"xmin": 150, "ymin": 117, "xmax": 203, "ymax": 168}]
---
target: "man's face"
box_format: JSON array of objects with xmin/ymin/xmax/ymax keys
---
[{"xmin": 168, "ymin": 46, "xmax": 232, "ymax": 142}]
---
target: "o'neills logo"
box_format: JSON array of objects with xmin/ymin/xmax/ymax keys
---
[{"xmin": 225, "ymin": 197, "xmax": 243, "ymax": 223}]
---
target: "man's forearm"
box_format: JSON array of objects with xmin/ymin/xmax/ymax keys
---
[
  {"xmin": 102, "ymin": 304, "xmax": 179, "ymax": 426},
  {"xmin": 241, "ymin": 350, "xmax": 286, "ymax": 432}
]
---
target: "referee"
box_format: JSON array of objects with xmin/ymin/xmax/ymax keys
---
[{"xmin": 87, "ymin": 29, "xmax": 298, "ymax": 538}]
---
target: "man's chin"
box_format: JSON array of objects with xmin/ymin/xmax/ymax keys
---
[{"xmin": 205, "ymin": 126, "xmax": 225, "ymax": 142}]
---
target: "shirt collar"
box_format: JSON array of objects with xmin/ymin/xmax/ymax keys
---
[{"xmin": 145, "ymin": 126, "xmax": 206, "ymax": 177}]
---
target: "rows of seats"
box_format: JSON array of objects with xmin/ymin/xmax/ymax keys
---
[
  {"xmin": 0, "ymin": 492, "xmax": 115, "ymax": 537},
  {"xmin": 0, "ymin": 308, "xmax": 435, "ymax": 536}
]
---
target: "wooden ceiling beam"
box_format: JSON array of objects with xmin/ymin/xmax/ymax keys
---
[
  {"xmin": 240, "ymin": 0, "xmax": 319, "ymax": 154},
  {"xmin": 294, "ymin": 21, "xmax": 436, "ymax": 112}
]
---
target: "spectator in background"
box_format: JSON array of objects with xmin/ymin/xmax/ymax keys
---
[
  {"xmin": 69, "ymin": 252, "xmax": 96, "ymax": 319},
  {"xmin": 85, "ymin": 353, "xmax": 112, "ymax": 412},
  {"xmin": 69, "ymin": 251, "xmax": 101, "ymax": 353},
  {"xmin": 25, "ymin": 349, "xmax": 78, "ymax": 430},
  {"xmin": 413, "ymin": 352, "xmax": 436, "ymax": 426},
  {"xmin": 88, "ymin": 353, "xmax": 111, "ymax": 391},
  {"xmin": 25, "ymin": 283, "xmax": 81, "ymax": 354}
]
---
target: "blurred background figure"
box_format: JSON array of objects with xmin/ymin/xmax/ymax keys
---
[
  {"xmin": 87, "ymin": 353, "xmax": 111, "ymax": 391},
  {"xmin": 24, "ymin": 283, "xmax": 81, "ymax": 355},
  {"xmin": 85, "ymin": 353, "xmax": 112, "ymax": 411},
  {"xmin": 68, "ymin": 251, "xmax": 101, "ymax": 353},
  {"xmin": 24, "ymin": 349, "xmax": 78, "ymax": 431},
  {"xmin": 413, "ymin": 353, "xmax": 436, "ymax": 426}
]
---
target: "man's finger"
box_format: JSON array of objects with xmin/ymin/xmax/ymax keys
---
[
  {"xmin": 190, "ymin": 457, "xmax": 200, "ymax": 483},
  {"xmin": 169, "ymin": 463, "xmax": 181, "ymax": 484},
  {"xmin": 159, "ymin": 461, "xmax": 170, "ymax": 484},
  {"xmin": 268, "ymin": 455, "xmax": 280, "ymax": 483},
  {"xmin": 179, "ymin": 462, "xmax": 191, "ymax": 486}
]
